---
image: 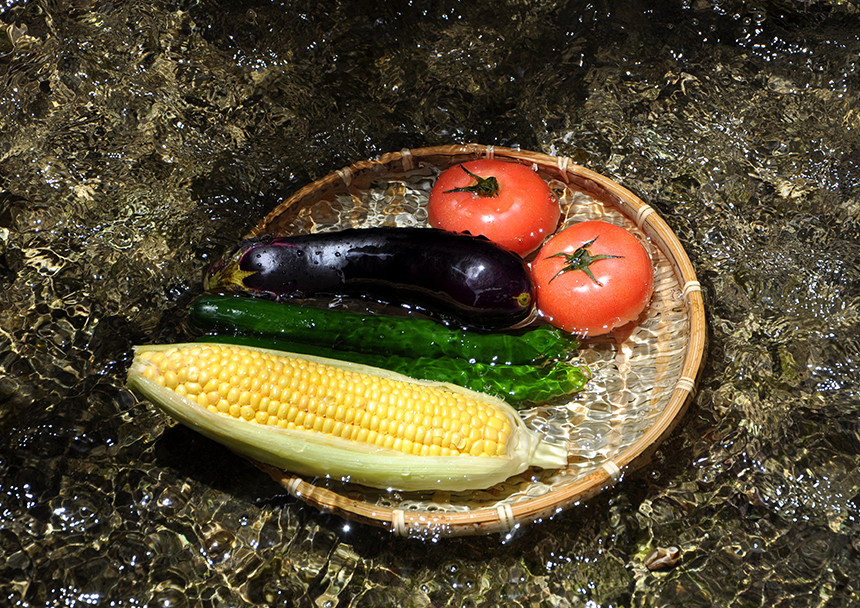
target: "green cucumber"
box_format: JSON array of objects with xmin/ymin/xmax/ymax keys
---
[
  {"xmin": 196, "ymin": 333, "xmax": 589, "ymax": 408},
  {"xmin": 190, "ymin": 294, "xmax": 579, "ymax": 366}
]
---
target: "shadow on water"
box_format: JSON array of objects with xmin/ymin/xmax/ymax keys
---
[{"xmin": 2, "ymin": 0, "xmax": 860, "ymax": 605}]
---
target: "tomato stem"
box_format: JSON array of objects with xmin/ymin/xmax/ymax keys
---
[
  {"xmin": 547, "ymin": 236, "xmax": 623, "ymax": 286},
  {"xmin": 443, "ymin": 165, "xmax": 500, "ymax": 197}
]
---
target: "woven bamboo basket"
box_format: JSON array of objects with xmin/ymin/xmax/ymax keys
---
[{"xmin": 244, "ymin": 144, "xmax": 707, "ymax": 538}]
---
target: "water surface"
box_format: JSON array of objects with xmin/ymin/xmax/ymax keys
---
[{"xmin": 1, "ymin": 0, "xmax": 859, "ymax": 606}]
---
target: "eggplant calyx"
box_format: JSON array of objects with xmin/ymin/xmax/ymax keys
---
[
  {"xmin": 443, "ymin": 164, "xmax": 500, "ymax": 198},
  {"xmin": 547, "ymin": 236, "xmax": 623, "ymax": 287},
  {"xmin": 207, "ymin": 261, "xmax": 258, "ymax": 291}
]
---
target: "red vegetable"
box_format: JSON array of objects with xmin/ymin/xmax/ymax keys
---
[
  {"xmin": 428, "ymin": 159, "xmax": 560, "ymax": 257},
  {"xmin": 530, "ymin": 221, "xmax": 654, "ymax": 336}
]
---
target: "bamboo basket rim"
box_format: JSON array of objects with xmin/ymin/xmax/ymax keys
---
[{"xmin": 244, "ymin": 144, "xmax": 707, "ymax": 538}]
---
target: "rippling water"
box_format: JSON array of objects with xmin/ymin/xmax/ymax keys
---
[{"xmin": 2, "ymin": 0, "xmax": 860, "ymax": 606}]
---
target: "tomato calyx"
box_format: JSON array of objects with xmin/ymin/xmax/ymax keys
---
[
  {"xmin": 443, "ymin": 165, "xmax": 500, "ymax": 198},
  {"xmin": 547, "ymin": 236, "xmax": 624, "ymax": 286}
]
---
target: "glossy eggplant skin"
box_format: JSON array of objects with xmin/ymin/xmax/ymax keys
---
[{"xmin": 205, "ymin": 227, "xmax": 535, "ymax": 329}]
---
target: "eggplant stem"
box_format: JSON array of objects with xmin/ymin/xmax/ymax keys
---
[{"xmin": 208, "ymin": 262, "xmax": 258, "ymax": 290}]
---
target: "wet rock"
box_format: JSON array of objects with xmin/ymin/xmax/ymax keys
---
[{"xmin": 644, "ymin": 546, "xmax": 681, "ymax": 571}]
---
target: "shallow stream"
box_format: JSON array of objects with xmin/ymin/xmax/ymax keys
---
[{"xmin": 2, "ymin": 0, "xmax": 860, "ymax": 606}]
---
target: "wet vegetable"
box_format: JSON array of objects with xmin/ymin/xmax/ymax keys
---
[
  {"xmin": 127, "ymin": 342, "xmax": 569, "ymax": 492},
  {"xmin": 196, "ymin": 333, "xmax": 590, "ymax": 408},
  {"xmin": 205, "ymin": 227, "xmax": 535, "ymax": 330},
  {"xmin": 428, "ymin": 160, "xmax": 560, "ymax": 256},
  {"xmin": 530, "ymin": 221, "xmax": 654, "ymax": 336},
  {"xmin": 189, "ymin": 294, "xmax": 578, "ymax": 366}
]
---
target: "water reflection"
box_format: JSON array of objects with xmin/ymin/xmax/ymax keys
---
[{"xmin": 1, "ymin": 0, "xmax": 860, "ymax": 605}]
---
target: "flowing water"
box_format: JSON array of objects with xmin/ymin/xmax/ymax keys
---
[{"xmin": 2, "ymin": 0, "xmax": 860, "ymax": 606}]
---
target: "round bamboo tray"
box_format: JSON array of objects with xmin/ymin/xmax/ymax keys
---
[{"xmin": 245, "ymin": 144, "xmax": 707, "ymax": 538}]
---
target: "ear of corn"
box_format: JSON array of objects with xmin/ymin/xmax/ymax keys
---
[{"xmin": 126, "ymin": 342, "xmax": 568, "ymax": 492}]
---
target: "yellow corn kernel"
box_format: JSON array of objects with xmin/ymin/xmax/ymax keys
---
[{"xmin": 135, "ymin": 344, "xmax": 518, "ymax": 458}]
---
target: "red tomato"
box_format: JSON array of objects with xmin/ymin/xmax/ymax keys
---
[
  {"xmin": 530, "ymin": 221, "xmax": 654, "ymax": 336},
  {"xmin": 428, "ymin": 159, "xmax": 560, "ymax": 256}
]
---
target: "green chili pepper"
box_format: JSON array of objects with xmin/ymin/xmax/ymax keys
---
[{"xmin": 195, "ymin": 333, "xmax": 589, "ymax": 409}]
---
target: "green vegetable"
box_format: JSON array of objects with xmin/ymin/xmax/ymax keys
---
[
  {"xmin": 190, "ymin": 294, "xmax": 579, "ymax": 366},
  {"xmin": 196, "ymin": 333, "xmax": 590, "ymax": 408}
]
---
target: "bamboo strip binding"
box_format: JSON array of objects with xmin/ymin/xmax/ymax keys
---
[{"xmin": 246, "ymin": 144, "xmax": 707, "ymax": 538}]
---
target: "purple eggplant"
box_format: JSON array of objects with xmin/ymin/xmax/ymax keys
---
[{"xmin": 204, "ymin": 227, "xmax": 535, "ymax": 329}]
